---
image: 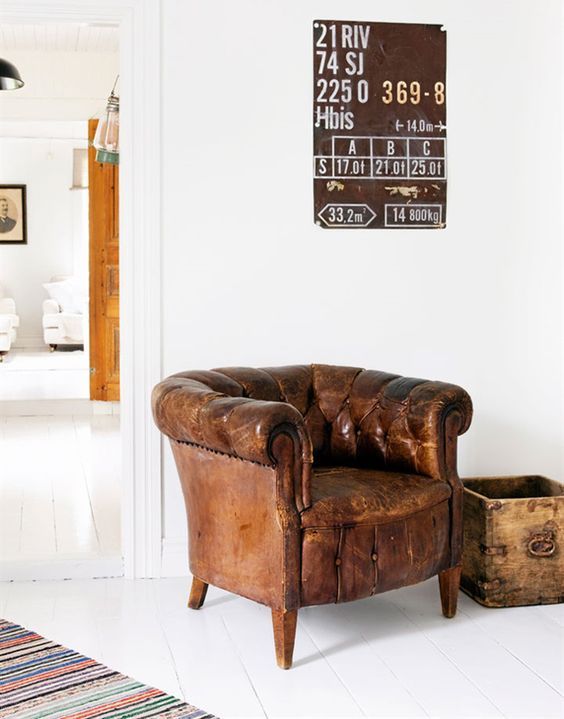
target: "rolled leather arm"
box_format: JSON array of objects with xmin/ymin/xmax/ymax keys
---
[
  {"xmin": 354, "ymin": 373, "xmax": 472, "ymax": 480},
  {"xmin": 152, "ymin": 375, "xmax": 313, "ymax": 469}
]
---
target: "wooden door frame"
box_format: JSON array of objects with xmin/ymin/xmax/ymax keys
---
[{"xmin": 1, "ymin": 0, "xmax": 163, "ymax": 578}]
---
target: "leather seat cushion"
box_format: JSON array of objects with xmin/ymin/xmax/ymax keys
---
[{"xmin": 301, "ymin": 466, "xmax": 451, "ymax": 529}]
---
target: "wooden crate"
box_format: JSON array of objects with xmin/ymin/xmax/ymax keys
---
[{"xmin": 462, "ymin": 476, "xmax": 564, "ymax": 607}]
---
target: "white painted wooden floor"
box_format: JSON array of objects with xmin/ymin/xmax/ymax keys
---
[
  {"xmin": 0, "ymin": 412, "xmax": 121, "ymax": 573},
  {"xmin": 0, "ymin": 576, "xmax": 561, "ymax": 719},
  {"xmin": 0, "ymin": 348, "xmax": 89, "ymax": 400}
]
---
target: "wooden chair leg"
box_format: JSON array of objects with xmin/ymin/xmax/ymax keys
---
[
  {"xmin": 439, "ymin": 564, "xmax": 462, "ymax": 618},
  {"xmin": 188, "ymin": 577, "xmax": 208, "ymax": 610},
  {"xmin": 271, "ymin": 608, "xmax": 298, "ymax": 670}
]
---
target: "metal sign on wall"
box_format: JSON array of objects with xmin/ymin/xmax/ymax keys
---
[{"xmin": 313, "ymin": 20, "xmax": 447, "ymax": 229}]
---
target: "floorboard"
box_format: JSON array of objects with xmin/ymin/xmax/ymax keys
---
[
  {"xmin": 1, "ymin": 577, "xmax": 563, "ymax": 719},
  {"xmin": 221, "ymin": 600, "xmax": 364, "ymax": 718},
  {"xmin": 0, "ymin": 410, "xmax": 120, "ymax": 569},
  {"xmin": 342, "ymin": 594, "xmax": 502, "ymax": 718},
  {"xmin": 0, "ymin": 348, "xmax": 89, "ymax": 401},
  {"xmin": 458, "ymin": 593, "xmax": 563, "ymax": 697},
  {"xmin": 393, "ymin": 579, "xmax": 562, "ymax": 717},
  {"xmin": 300, "ymin": 603, "xmax": 427, "ymax": 717},
  {"xmin": 156, "ymin": 581, "xmax": 267, "ymax": 718}
]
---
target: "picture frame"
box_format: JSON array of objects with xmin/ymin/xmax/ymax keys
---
[{"xmin": 0, "ymin": 185, "xmax": 27, "ymax": 245}]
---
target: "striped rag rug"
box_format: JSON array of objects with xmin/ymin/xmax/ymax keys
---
[{"xmin": 0, "ymin": 620, "xmax": 218, "ymax": 718}]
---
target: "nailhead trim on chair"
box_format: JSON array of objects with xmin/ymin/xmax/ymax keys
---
[{"xmin": 173, "ymin": 438, "xmax": 274, "ymax": 469}]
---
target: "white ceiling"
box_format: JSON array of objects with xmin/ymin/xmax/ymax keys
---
[
  {"xmin": 0, "ymin": 22, "xmax": 119, "ymax": 120},
  {"xmin": 0, "ymin": 23, "xmax": 119, "ymax": 53}
]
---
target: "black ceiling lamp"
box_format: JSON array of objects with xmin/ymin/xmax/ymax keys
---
[{"xmin": 0, "ymin": 58, "xmax": 24, "ymax": 90}]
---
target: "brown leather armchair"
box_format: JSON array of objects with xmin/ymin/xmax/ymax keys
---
[{"xmin": 152, "ymin": 365, "xmax": 472, "ymax": 669}]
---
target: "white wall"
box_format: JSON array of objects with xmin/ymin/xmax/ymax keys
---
[
  {"xmin": 160, "ymin": 0, "xmax": 562, "ymax": 564},
  {"xmin": 0, "ymin": 121, "xmax": 88, "ymax": 345}
]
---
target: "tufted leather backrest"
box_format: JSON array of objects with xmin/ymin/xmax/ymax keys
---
[{"xmin": 170, "ymin": 365, "xmax": 471, "ymax": 476}]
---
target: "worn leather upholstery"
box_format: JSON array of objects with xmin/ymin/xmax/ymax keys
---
[
  {"xmin": 153, "ymin": 364, "xmax": 472, "ymax": 664},
  {"xmin": 303, "ymin": 466, "xmax": 452, "ymax": 528}
]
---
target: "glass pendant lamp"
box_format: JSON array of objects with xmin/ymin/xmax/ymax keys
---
[{"xmin": 93, "ymin": 77, "xmax": 119, "ymax": 165}]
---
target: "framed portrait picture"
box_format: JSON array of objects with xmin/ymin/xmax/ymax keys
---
[{"xmin": 0, "ymin": 185, "xmax": 27, "ymax": 245}]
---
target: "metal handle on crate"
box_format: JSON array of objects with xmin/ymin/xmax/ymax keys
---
[{"xmin": 527, "ymin": 531, "xmax": 556, "ymax": 558}]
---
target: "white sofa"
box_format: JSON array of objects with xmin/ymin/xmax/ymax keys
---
[
  {"xmin": 0, "ymin": 286, "xmax": 19, "ymax": 360},
  {"xmin": 42, "ymin": 277, "xmax": 87, "ymax": 351}
]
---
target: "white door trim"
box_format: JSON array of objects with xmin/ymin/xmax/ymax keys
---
[{"xmin": 0, "ymin": 0, "xmax": 163, "ymax": 578}]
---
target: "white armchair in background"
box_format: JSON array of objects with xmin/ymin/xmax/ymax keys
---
[
  {"xmin": 0, "ymin": 285, "xmax": 19, "ymax": 360},
  {"xmin": 42, "ymin": 276, "xmax": 88, "ymax": 351}
]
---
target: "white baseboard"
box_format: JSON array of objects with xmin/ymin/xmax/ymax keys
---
[
  {"xmin": 0, "ymin": 399, "xmax": 94, "ymax": 416},
  {"xmin": 0, "ymin": 399, "xmax": 121, "ymax": 416},
  {"xmin": 0, "ymin": 554, "xmax": 123, "ymax": 582},
  {"xmin": 1, "ymin": 399, "xmax": 91, "ymax": 416},
  {"xmin": 161, "ymin": 537, "xmax": 189, "ymax": 577}
]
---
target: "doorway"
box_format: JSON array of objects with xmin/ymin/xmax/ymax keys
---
[
  {"xmin": 0, "ymin": 0, "xmax": 163, "ymax": 580},
  {"xmin": 0, "ymin": 23, "xmax": 122, "ymax": 579}
]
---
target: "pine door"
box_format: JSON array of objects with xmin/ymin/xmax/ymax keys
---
[{"xmin": 88, "ymin": 118, "xmax": 120, "ymax": 401}]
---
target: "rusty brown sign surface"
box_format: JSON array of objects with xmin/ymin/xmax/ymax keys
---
[{"xmin": 313, "ymin": 20, "xmax": 446, "ymax": 229}]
